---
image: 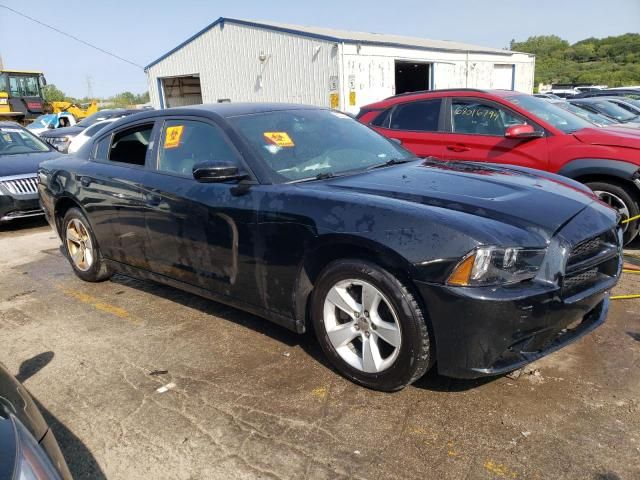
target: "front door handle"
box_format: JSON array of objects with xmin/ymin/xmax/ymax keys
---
[
  {"xmin": 79, "ymin": 176, "xmax": 91, "ymax": 187},
  {"xmin": 145, "ymin": 193, "xmax": 162, "ymax": 206},
  {"xmin": 446, "ymin": 144, "xmax": 471, "ymax": 153}
]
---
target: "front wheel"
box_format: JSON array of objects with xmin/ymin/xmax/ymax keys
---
[
  {"xmin": 587, "ymin": 181, "xmax": 639, "ymax": 245},
  {"xmin": 311, "ymin": 259, "xmax": 433, "ymax": 391},
  {"xmin": 62, "ymin": 208, "xmax": 112, "ymax": 282}
]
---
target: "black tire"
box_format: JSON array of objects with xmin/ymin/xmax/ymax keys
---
[
  {"xmin": 586, "ymin": 181, "xmax": 640, "ymax": 245},
  {"xmin": 62, "ymin": 208, "xmax": 111, "ymax": 282},
  {"xmin": 311, "ymin": 259, "xmax": 433, "ymax": 392}
]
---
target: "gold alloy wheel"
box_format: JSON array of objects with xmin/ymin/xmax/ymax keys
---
[{"xmin": 65, "ymin": 218, "xmax": 94, "ymax": 272}]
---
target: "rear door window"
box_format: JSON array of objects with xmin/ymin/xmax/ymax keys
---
[
  {"xmin": 108, "ymin": 124, "xmax": 154, "ymax": 166},
  {"xmin": 389, "ymin": 99, "xmax": 442, "ymax": 132}
]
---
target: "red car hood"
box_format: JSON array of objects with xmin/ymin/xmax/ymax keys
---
[{"xmin": 573, "ymin": 127, "xmax": 640, "ymax": 149}]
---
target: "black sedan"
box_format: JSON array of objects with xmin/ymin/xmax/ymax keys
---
[
  {"xmin": 38, "ymin": 109, "xmax": 142, "ymax": 153},
  {"xmin": 0, "ymin": 122, "xmax": 60, "ymax": 223},
  {"xmin": 38, "ymin": 104, "xmax": 622, "ymax": 391},
  {"xmin": 0, "ymin": 362, "xmax": 72, "ymax": 479}
]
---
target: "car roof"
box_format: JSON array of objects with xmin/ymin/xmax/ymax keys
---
[
  {"xmin": 0, "ymin": 121, "xmax": 25, "ymax": 129},
  {"xmin": 362, "ymin": 88, "xmax": 525, "ymax": 109},
  {"xmin": 111, "ymin": 103, "xmax": 323, "ymax": 124}
]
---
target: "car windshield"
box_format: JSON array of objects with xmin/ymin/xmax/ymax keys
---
[
  {"xmin": 229, "ymin": 109, "xmax": 412, "ymax": 182},
  {"xmin": 77, "ymin": 110, "xmax": 123, "ymax": 127},
  {"xmin": 555, "ymin": 101, "xmax": 617, "ymax": 126},
  {"xmin": 504, "ymin": 94, "xmax": 592, "ymax": 133},
  {"xmin": 0, "ymin": 125, "xmax": 50, "ymax": 155},
  {"xmin": 26, "ymin": 114, "xmax": 57, "ymax": 130},
  {"xmin": 586, "ymin": 100, "xmax": 638, "ymax": 122}
]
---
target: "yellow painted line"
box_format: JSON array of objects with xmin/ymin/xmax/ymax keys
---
[
  {"xmin": 611, "ymin": 294, "xmax": 640, "ymax": 300},
  {"xmin": 483, "ymin": 459, "xmax": 519, "ymax": 478},
  {"xmin": 621, "ymin": 214, "xmax": 640, "ymax": 224},
  {"xmin": 622, "ymin": 269, "xmax": 640, "ymax": 274},
  {"xmin": 56, "ymin": 284, "xmax": 140, "ymax": 324},
  {"xmin": 311, "ymin": 386, "xmax": 328, "ymax": 400}
]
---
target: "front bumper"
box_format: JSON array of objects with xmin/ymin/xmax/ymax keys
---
[
  {"xmin": 416, "ymin": 279, "xmax": 612, "ymax": 378},
  {"xmin": 0, "ymin": 194, "xmax": 42, "ymax": 222}
]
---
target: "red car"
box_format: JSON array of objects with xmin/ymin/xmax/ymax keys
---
[{"xmin": 358, "ymin": 89, "xmax": 640, "ymax": 244}]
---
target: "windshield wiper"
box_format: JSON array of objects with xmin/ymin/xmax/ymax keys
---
[
  {"xmin": 366, "ymin": 158, "xmax": 414, "ymax": 170},
  {"xmin": 288, "ymin": 172, "xmax": 336, "ymax": 184}
]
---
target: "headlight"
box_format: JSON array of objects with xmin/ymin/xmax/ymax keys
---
[
  {"xmin": 447, "ymin": 246, "xmax": 546, "ymax": 286},
  {"xmin": 50, "ymin": 137, "xmax": 69, "ymax": 144},
  {"xmin": 1, "ymin": 415, "xmax": 62, "ymax": 480}
]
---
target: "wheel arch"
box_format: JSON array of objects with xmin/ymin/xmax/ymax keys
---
[
  {"xmin": 558, "ymin": 159, "xmax": 640, "ymax": 194},
  {"xmin": 293, "ymin": 235, "xmax": 422, "ymax": 333},
  {"xmin": 53, "ymin": 196, "xmax": 87, "ymax": 236}
]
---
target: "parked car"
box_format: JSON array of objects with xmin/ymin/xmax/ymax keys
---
[
  {"xmin": 26, "ymin": 112, "xmax": 77, "ymax": 135},
  {"xmin": 551, "ymin": 100, "xmax": 619, "ymax": 127},
  {"xmin": 573, "ymin": 88, "xmax": 640, "ymax": 99},
  {"xmin": 0, "ymin": 362, "xmax": 72, "ymax": 479},
  {"xmin": 595, "ymin": 96, "xmax": 640, "ymax": 116},
  {"xmin": 567, "ymin": 98, "xmax": 640, "ymax": 127},
  {"xmin": 39, "ymin": 108, "xmax": 143, "ymax": 153},
  {"xmin": 38, "ymin": 104, "xmax": 622, "ymax": 391},
  {"xmin": 0, "ymin": 122, "xmax": 60, "ymax": 222},
  {"xmin": 358, "ymin": 89, "xmax": 640, "ymax": 244},
  {"xmin": 67, "ymin": 118, "xmax": 118, "ymax": 154}
]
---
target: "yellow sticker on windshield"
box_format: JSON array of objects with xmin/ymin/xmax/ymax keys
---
[
  {"xmin": 263, "ymin": 132, "xmax": 294, "ymax": 147},
  {"xmin": 164, "ymin": 125, "xmax": 184, "ymax": 149}
]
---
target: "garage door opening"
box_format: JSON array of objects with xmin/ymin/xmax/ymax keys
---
[
  {"xmin": 491, "ymin": 64, "xmax": 514, "ymax": 90},
  {"xmin": 161, "ymin": 75, "xmax": 202, "ymax": 108},
  {"xmin": 395, "ymin": 61, "xmax": 431, "ymax": 95}
]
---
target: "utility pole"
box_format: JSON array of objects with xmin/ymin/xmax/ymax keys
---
[{"xmin": 86, "ymin": 75, "xmax": 93, "ymax": 100}]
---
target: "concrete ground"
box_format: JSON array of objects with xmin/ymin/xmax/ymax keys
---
[{"xmin": 1, "ymin": 218, "xmax": 638, "ymax": 480}]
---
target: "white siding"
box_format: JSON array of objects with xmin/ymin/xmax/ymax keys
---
[
  {"xmin": 146, "ymin": 22, "xmax": 535, "ymax": 112},
  {"xmin": 147, "ymin": 23, "xmax": 339, "ymax": 109}
]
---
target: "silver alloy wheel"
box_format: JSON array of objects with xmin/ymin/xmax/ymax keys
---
[
  {"xmin": 594, "ymin": 190, "xmax": 631, "ymax": 232},
  {"xmin": 323, "ymin": 279, "xmax": 402, "ymax": 373},
  {"xmin": 65, "ymin": 218, "xmax": 94, "ymax": 272}
]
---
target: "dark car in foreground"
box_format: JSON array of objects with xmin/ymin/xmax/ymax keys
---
[
  {"xmin": 0, "ymin": 362, "xmax": 72, "ymax": 479},
  {"xmin": 38, "ymin": 104, "xmax": 622, "ymax": 391},
  {"xmin": 358, "ymin": 89, "xmax": 640, "ymax": 244},
  {"xmin": 38, "ymin": 109, "xmax": 142, "ymax": 153},
  {"xmin": 0, "ymin": 122, "xmax": 60, "ymax": 223}
]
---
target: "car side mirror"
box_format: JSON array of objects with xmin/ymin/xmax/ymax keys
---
[
  {"xmin": 504, "ymin": 124, "xmax": 544, "ymax": 139},
  {"xmin": 192, "ymin": 162, "xmax": 248, "ymax": 183}
]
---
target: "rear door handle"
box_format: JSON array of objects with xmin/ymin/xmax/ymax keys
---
[
  {"xmin": 145, "ymin": 193, "xmax": 162, "ymax": 206},
  {"xmin": 446, "ymin": 144, "xmax": 471, "ymax": 152}
]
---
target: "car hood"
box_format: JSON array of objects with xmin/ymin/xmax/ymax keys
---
[
  {"xmin": 39, "ymin": 126, "xmax": 84, "ymax": 138},
  {"xmin": 307, "ymin": 159, "xmax": 598, "ymax": 239},
  {"xmin": 573, "ymin": 126, "xmax": 640, "ymax": 149},
  {"xmin": 1, "ymin": 151, "xmax": 61, "ymax": 177}
]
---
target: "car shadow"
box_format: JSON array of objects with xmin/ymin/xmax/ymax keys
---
[
  {"xmin": 17, "ymin": 352, "xmax": 107, "ymax": 480},
  {"xmin": 627, "ymin": 331, "xmax": 640, "ymax": 342},
  {"xmin": 110, "ymin": 274, "xmax": 500, "ymax": 392}
]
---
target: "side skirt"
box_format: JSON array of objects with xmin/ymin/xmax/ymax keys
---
[{"xmin": 105, "ymin": 260, "xmax": 301, "ymax": 333}]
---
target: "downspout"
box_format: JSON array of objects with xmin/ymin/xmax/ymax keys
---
[{"xmin": 338, "ymin": 41, "xmax": 346, "ymax": 111}]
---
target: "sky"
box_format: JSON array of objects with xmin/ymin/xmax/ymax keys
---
[{"xmin": 1, "ymin": 0, "xmax": 639, "ymax": 98}]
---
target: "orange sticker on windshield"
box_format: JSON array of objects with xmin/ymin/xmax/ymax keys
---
[
  {"xmin": 164, "ymin": 125, "xmax": 184, "ymax": 149},
  {"xmin": 263, "ymin": 132, "xmax": 294, "ymax": 147}
]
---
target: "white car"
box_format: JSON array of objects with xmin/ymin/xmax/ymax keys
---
[
  {"xmin": 26, "ymin": 112, "xmax": 76, "ymax": 136},
  {"xmin": 67, "ymin": 119, "xmax": 117, "ymax": 154}
]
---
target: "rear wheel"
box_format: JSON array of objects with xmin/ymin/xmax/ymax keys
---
[
  {"xmin": 587, "ymin": 181, "xmax": 639, "ymax": 245},
  {"xmin": 311, "ymin": 259, "xmax": 432, "ymax": 391},
  {"xmin": 62, "ymin": 208, "xmax": 111, "ymax": 282}
]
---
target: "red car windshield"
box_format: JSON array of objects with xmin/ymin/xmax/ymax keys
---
[{"xmin": 503, "ymin": 94, "xmax": 592, "ymax": 134}]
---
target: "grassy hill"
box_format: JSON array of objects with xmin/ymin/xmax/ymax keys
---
[{"xmin": 510, "ymin": 34, "xmax": 640, "ymax": 89}]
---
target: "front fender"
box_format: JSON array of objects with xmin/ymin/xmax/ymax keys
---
[{"xmin": 558, "ymin": 159, "xmax": 640, "ymax": 192}]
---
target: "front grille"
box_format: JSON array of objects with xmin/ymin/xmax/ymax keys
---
[
  {"xmin": 0, "ymin": 175, "xmax": 39, "ymax": 195},
  {"xmin": 562, "ymin": 229, "xmax": 620, "ymax": 298}
]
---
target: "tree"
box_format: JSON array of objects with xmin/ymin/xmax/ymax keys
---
[{"xmin": 42, "ymin": 84, "xmax": 67, "ymax": 102}]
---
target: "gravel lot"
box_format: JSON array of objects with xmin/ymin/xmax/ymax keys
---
[{"xmin": 1, "ymin": 218, "xmax": 639, "ymax": 480}]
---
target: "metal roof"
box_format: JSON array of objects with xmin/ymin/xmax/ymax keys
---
[{"xmin": 146, "ymin": 17, "xmax": 524, "ymax": 70}]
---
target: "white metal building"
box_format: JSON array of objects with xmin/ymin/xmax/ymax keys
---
[{"xmin": 145, "ymin": 18, "xmax": 535, "ymax": 114}]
